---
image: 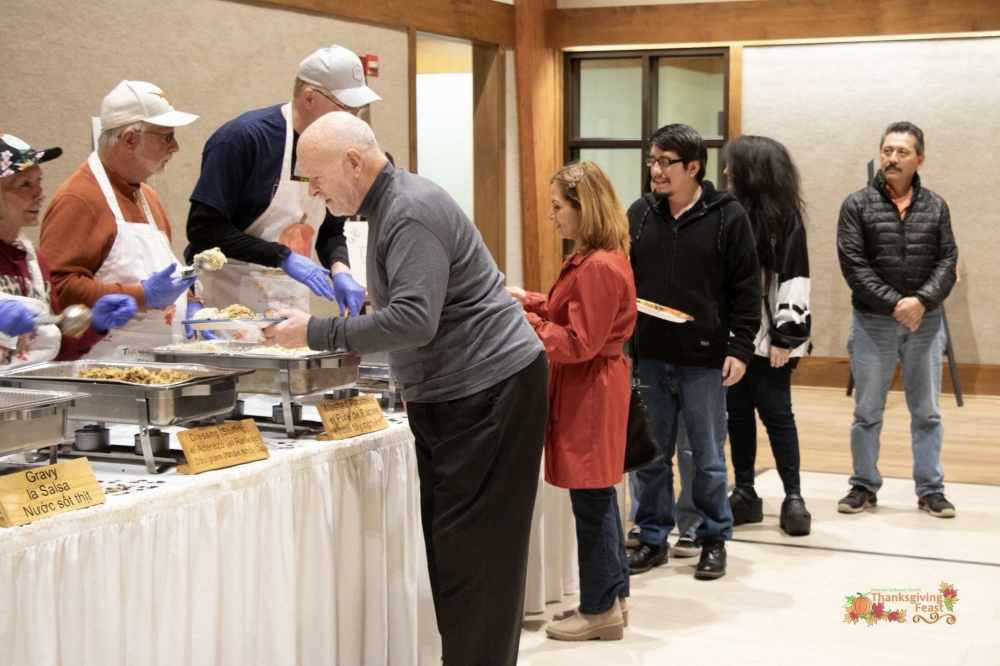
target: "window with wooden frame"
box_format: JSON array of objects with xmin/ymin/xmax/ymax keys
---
[{"xmin": 564, "ymin": 49, "xmax": 729, "ymax": 209}]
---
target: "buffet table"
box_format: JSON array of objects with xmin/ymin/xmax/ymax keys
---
[{"xmin": 0, "ymin": 401, "xmax": 439, "ymax": 666}]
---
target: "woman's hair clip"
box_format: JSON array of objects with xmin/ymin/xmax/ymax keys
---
[{"xmin": 567, "ymin": 164, "xmax": 587, "ymax": 189}]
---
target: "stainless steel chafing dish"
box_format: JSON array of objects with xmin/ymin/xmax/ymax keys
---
[
  {"xmin": 150, "ymin": 342, "xmax": 360, "ymax": 437},
  {"xmin": 0, "ymin": 388, "xmax": 86, "ymax": 462},
  {"xmin": 0, "ymin": 361, "xmax": 253, "ymax": 473}
]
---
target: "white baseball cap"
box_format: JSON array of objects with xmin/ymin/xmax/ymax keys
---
[
  {"xmin": 297, "ymin": 45, "xmax": 381, "ymax": 109},
  {"xmin": 100, "ymin": 80, "xmax": 199, "ymax": 131}
]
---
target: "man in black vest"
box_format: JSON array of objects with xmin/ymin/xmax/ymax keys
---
[{"xmin": 837, "ymin": 121, "xmax": 959, "ymax": 518}]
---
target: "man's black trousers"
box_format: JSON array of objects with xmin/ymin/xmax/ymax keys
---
[{"xmin": 406, "ymin": 351, "xmax": 548, "ymax": 666}]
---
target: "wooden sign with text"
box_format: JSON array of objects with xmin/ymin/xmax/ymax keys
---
[
  {"xmin": 0, "ymin": 458, "xmax": 105, "ymax": 528},
  {"xmin": 176, "ymin": 419, "xmax": 269, "ymax": 475},
  {"xmin": 317, "ymin": 394, "xmax": 389, "ymax": 440}
]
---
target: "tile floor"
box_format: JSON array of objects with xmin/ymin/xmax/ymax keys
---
[{"xmin": 518, "ymin": 471, "xmax": 1000, "ymax": 665}]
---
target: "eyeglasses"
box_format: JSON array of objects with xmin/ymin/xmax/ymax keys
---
[
  {"xmin": 309, "ymin": 88, "xmax": 364, "ymax": 116},
  {"xmin": 645, "ymin": 156, "xmax": 685, "ymax": 170},
  {"xmin": 138, "ymin": 129, "xmax": 175, "ymax": 145}
]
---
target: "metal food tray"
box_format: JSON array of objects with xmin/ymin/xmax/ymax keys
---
[
  {"xmin": 150, "ymin": 342, "xmax": 360, "ymax": 395},
  {"xmin": 0, "ymin": 361, "xmax": 251, "ymax": 427},
  {"xmin": 0, "ymin": 388, "xmax": 86, "ymax": 459},
  {"xmin": 0, "ymin": 360, "xmax": 246, "ymax": 388}
]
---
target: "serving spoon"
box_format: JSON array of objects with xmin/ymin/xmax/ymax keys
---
[{"xmin": 34, "ymin": 304, "xmax": 92, "ymax": 338}]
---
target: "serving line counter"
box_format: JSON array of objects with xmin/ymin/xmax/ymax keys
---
[
  {"xmin": 0, "ymin": 402, "xmax": 440, "ymax": 666},
  {"xmin": 0, "ymin": 394, "xmax": 577, "ymax": 665}
]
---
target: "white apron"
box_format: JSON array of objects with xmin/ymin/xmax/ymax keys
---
[
  {"xmin": 85, "ymin": 152, "xmax": 186, "ymax": 361},
  {"xmin": 199, "ymin": 103, "xmax": 327, "ymax": 313},
  {"xmin": 0, "ymin": 236, "xmax": 63, "ymax": 368}
]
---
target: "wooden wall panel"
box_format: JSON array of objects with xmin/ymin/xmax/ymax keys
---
[
  {"xmin": 264, "ymin": 0, "xmax": 514, "ymax": 46},
  {"xmin": 792, "ymin": 357, "xmax": 1000, "ymax": 397},
  {"xmin": 515, "ymin": 0, "xmax": 564, "ymax": 293},
  {"xmin": 548, "ymin": 0, "xmax": 1000, "ymax": 48},
  {"xmin": 728, "ymin": 44, "xmax": 743, "ymax": 138},
  {"xmin": 473, "ymin": 43, "xmax": 506, "ymax": 272}
]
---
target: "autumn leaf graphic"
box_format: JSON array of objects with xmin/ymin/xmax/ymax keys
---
[{"xmin": 873, "ymin": 602, "xmax": 885, "ymax": 620}]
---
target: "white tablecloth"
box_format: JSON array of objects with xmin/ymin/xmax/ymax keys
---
[
  {"xmin": 0, "ymin": 408, "xmax": 439, "ymax": 666},
  {"xmin": 523, "ymin": 468, "xmax": 578, "ymax": 614}
]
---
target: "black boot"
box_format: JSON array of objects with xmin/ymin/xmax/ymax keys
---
[
  {"xmin": 780, "ymin": 493, "xmax": 811, "ymax": 536},
  {"xmin": 729, "ymin": 486, "xmax": 763, "ymax": 526},
  {"xmin": 627, "ymin": 543, "xmax": 667, "ymax": 574},
  {"xmin": 694, "ymin": 540, "xmax": 726, "ymax": 580}
]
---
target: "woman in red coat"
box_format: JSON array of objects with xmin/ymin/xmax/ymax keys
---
[{"xmin": 508, "ymin": 160, "xmax": 637, "ymax": 641}]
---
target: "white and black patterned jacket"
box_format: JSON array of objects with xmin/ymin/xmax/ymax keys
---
[{"xmin": 753, "ymin": 210, "xmax": 810, "ymax": 360}]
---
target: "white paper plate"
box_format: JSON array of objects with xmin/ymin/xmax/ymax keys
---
[
  {"xmin": 636, "ymin": 299, "xmax": 693, "ymax": 324},
  {"xmin": 182, "ymin": 318, "xmax": 285, "ymax": 330}
]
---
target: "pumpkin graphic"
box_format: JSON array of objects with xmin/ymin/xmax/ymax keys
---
[
  {"xmin": 277, "ymin": 213, "xmax": 316, "ymax": 257},
  {"xmin": 851, "ymin": 594, "xmax": 872, "ymax": 615}
]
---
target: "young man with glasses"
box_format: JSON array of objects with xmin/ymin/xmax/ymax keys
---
[
  {"xmin": 626, "ymin": 124, "xmax": 761, "ymax": 579},
  {"xmin": 40, "ymin": 80, "xmax": 205, "ymax": 357},
  {"xmin": 186, "ymin": 45, "xmax": 378, "ymax": 318}
]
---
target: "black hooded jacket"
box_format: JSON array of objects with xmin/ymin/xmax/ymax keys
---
[
  {"xmin": 837, "ymin": 171, "xmax": 958, "ymax": 315},
  {"xmin": 627, "ymin": 182, "xmax": 761, "ymax": 367}
]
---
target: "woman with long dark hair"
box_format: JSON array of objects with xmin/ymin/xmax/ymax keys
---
[{"xmin": 722, "ymin": 135, "xmax": 812, "ymax": 536}]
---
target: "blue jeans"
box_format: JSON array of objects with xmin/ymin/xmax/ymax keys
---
[
  {"xmin": 847, "ymin": 310, "xmax": 945, "ymax": 497},
  {"xmin": 727, "ymin": 360, "xmax": 802, "ymax": 495},
  {"xmin": 570, "ymin": 487, "xmax": 629, "ymax": 614},
  {"xmin": 628, "ymin": 416, "xmax": 700, "ymax": 539},
  {"xmin": 633, "ymin": 361, "xmax": 734, "ymax": 545}
]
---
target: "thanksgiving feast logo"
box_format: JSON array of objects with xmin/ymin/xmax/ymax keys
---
[{"xmin": 843, "ymin": 582, "xmax": 958, "ymax": 626}]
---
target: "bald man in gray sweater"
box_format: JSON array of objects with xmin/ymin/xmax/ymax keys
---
[{"xmin": 264, "ymin": 113, "xmax": 548, "ymax": 666}]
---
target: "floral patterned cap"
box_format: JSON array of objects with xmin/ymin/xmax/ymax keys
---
[{"xmin": 0, "ymin": 134, "xmax": 62, "ymax": 179}]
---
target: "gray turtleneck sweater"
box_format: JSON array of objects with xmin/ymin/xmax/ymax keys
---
[{"xmin": 307, "ymin": 163, "xmax": 543, "ymax": 403}]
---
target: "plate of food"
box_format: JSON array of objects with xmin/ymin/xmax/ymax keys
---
[
  {"xmin": 636, "ymin": 298, "xmax": 694, "ymax": 323},
  {"xmin": 182, "ymin": 304, "xmax": 284, "ymax": 330}
]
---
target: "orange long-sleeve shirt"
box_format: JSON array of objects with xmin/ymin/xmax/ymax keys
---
[{"xmin": 39, "ymin": 158, "xmax": 175, "ymax": 311}]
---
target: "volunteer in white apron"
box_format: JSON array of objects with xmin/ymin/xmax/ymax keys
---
[
  {"xmin": 84, "ymin": 152, "xmax": 192, "ymax": 360},
  {"xmin": 0, "ymin": 134, "xmax": 136, "ymax": 367},
  {"xmin": 190, "ymin": 45, "xmax": 377, "ymax": 317},
  {"xmin": 198, "ymin": 115, "xmax": 328, "ymax": 313}
]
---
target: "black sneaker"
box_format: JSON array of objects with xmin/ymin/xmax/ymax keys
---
[
  {"xmin": 625, "ymin": 526, "xmax": 640, "ymax": 549},
  {"xmin": 627, "ymin": 543, "xmax": 667, "ymax": 574},
  {"xmin": 729, "ymin": 486, "xmax": 763, "ymax": 526},
  {"xmin": 672, "ymin": 536, "xmax": 701, "ymax": 558},
  {"xmin": 694, "ymin": 540, "xmax": 726, "ymax": 580},
  {"xmin": 837, "ymin": 487, "xmax": 877, "ymax": 514},
  {"xmin": 918, "ymin": 493, "xmax": 956, "ymax": 518}
]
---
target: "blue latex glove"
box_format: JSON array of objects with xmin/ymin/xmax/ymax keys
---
[
  {"xmin": 91, "ymin": 294, "xmax": 138, "ymax": 333},
  {"xmin": 0, "ymin": 300, "xmax": 38, "ymax": 337},
  {"xmin": 333, "ymin": 272, "xmax": 366, "ymax": 317},
  {"xmin": 184, "ymin": 301, "xmax": 218, "ymax": 340},
  {"xmin": 280, "ymin": 253, "xmax": 334, "ymax": 300},
  {"xmin": 141, "ymin": 263, "xmax": 197, "ymax": 309}
]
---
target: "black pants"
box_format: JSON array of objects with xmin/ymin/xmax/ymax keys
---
[
  {"xmin": 726, "ymin": 358, "xmax": 802, "ymax": 494},
  {"xmin": 407, "ymin": 352, "xmax": 548, "ymax": 666}
]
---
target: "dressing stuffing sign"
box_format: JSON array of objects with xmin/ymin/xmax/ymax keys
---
[{"xmin": 317, "ymin": 394, "xmax": 388, "ymax": 440}]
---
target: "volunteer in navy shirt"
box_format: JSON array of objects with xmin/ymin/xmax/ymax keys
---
[{"xmin": 185, "ymin": 45, "xmax": 379, "ymax": 316}]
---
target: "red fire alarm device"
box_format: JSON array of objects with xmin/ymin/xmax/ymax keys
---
[{"xmin": 361, "ymin": 55, "xmax": 380, "ymax": 78}]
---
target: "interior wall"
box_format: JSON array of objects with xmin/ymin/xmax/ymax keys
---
[
  {"xmin": 3, "ymin": 0, "xmax": 408, "ymax": 320},
  {"xmin": 742, "ymin": 37, "xmax": 1000, "ymax": 364}
]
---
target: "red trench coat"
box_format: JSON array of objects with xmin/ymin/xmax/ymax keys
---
[{"xmin": 523, "ymin": 250, "xmax": 637, "ymax": 489}]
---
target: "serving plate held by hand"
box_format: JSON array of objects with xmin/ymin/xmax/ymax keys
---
[
  {"xmin": 636, "ymin": 298, "xmax": 694, "ymax": 324},
  {"xmin": 182, "ymin": 318, "xmax": 286, "ymax": 330}
]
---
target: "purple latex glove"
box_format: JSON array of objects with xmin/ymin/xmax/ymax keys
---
[
  {"xmin": 280, "ymin": 253, "xmax": 334, "ymax": 300},
  {"xmin": 332, "ymin": 272, "xmax": 366, "ymax": 317},
  {"xmin": 0, "ymin": 300, "xmax": 37, "ymax": 336},
  {"xmin": 91, "ymin": 294, "xmax": 138, "ymax": 333},
  {"xmin": 184, "ymin": 301, "xmax": 218, "ymax": 340},
  {"xmin": 142, "ymin": 263, "xmax": 197, "ymax": 309}
]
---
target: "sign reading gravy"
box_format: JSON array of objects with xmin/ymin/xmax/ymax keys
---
[
  {"xmin": 0, "ymin": 458, "xmax": 105, "ymax": 527},
  {"xmin": 176, "ymin": 419, "xmax": 269, "ymax": 475}
]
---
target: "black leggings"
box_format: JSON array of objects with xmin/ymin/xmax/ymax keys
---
[{"xmin": 726, "ymin": 358, "xmax": 802, "ymax": 495}]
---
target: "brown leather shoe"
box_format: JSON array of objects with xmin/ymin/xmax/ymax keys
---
[{"xmin": 546, "ymin": 602, "xmax": 624, "ymax": 641}]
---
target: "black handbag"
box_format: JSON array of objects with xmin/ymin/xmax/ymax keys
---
[{"xmin": 624, "ymin": 381, "xmax": 661, "ymax": 473}]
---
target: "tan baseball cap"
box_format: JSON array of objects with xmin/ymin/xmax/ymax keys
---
[
  {"xmin": 100, "ymin": 80, "xmax": 199, "ymax": 131},
  {"xmin": 298, "ymin": 45, "xmax": 381, "ymax": 109}
]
